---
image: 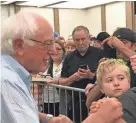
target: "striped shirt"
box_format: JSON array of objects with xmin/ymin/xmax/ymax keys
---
[{"xmin": 1, "ymin": 55, "xmax": 39, "ymax": 123}]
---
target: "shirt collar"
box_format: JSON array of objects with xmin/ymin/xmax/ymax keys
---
[{"xmin": 2, "ymin": 54, "xmax": 32, "ymax": 90}]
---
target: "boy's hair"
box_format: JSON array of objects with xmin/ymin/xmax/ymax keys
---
[{"xmin": 96, "ymin": 59, "xmax": 131, "ymax": 86}]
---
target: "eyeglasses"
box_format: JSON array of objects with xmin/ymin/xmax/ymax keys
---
[{"xmin": 29, "ymin": 39, "xmax": 54, "ymax": 49}]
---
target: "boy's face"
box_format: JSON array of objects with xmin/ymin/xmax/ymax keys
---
[{"xmin": 100, "ymin": 66, "xmax": 130, "ymax": 98}]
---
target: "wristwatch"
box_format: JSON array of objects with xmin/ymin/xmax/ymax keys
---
[{"xmin": 44, "ymin": 114, "xmax": 53, "ymax": 123}]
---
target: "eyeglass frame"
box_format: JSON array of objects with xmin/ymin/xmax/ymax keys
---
[{"xmin": 29, "ymin": 39, "xmax": 54, "ymax": 49}]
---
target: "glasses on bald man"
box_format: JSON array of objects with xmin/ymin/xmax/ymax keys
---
[{"xmin": 29, "ymin": 39, "xmax": 54, "ymax": 49}]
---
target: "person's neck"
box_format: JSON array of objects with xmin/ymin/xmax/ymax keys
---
[
  {"xmin": 80, "ymin": 52, "xmax": 86, "ymax": 56},
  {"xmin": 12, "ymin": 55, "xmax": 25, "ymax": 67},
  {"xmin": 53, "ymin": 60, "xmax": 62, "ymax": 66},
  {"xmin": 12, "ymin": 54, "xmax": 34, "ymax": 74},
  {"xmin": 78, "ymin": 46, "xmax": 89, "ymax": 56},
  {"xmin": 79, "ymin": 49, "xmax": 88, "ymax": 56}
]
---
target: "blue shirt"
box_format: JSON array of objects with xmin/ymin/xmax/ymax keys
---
[{"xmin": 1, "ymin": 55, "xmax": 39, "ymax": 123}]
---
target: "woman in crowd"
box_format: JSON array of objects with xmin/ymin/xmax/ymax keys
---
[{"xmin": 43, "ymin": 39, "xmax": 66, "ymax": 116}]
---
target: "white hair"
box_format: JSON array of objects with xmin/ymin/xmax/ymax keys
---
[{"xmin": 1, "ymin": 11, "xmax": 38, "ymax": 55}]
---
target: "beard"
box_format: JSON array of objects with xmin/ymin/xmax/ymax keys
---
[{"xmin": 77, "ymin": 46, "xmax": 89, "ymax": 54}]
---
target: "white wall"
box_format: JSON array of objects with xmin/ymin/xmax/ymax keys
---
[
  {"xmin": 1, "ymin": 5, "xmax": 16, "ymax": 27},
  {"xmin": 86, "ymin": 6, "xmax": 102, "ymax": 37},
  {"xmin": 59, "ymin": 9, "xmax": 87, "ymax": 39},
  {"xmin": 1, "ymin": 1, "xmax": 127, "ymax": 38},
  {"xmin": 59, "ymin": 7, "xmax": 101, "ymax": 39},
  {"xmin": 106, "ymin": 2, "xmax": 126, "ymax": 35},
  {"xmin": 20, "ymin": 7, "xmax": 54, "ymax": 30},
  {"xmin": 1, "ymin": 5, "xmax": 9, "ymax": 26}
]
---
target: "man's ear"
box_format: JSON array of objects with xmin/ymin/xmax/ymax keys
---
[{"xmin": 13, "ymin": 39, "xmax": 25, "ymax": 56}]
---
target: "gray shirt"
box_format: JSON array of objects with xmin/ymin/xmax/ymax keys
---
[{"xmin": 119, "ymin": 87, "xmax": 136, "ymax": 123}]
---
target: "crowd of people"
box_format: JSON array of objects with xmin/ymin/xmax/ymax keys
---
[{"xmin": 1, "ymin": 10, "xmax": 136, "ymax": 123}]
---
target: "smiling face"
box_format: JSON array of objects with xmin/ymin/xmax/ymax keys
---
[
  {"xmin": 100, "ymin": 65, "xmax": 130, "ymax": 98},
  {"xmin": 25, "ymin": 18, "xmax": 53, "ymax": 73},
  {"xmin": 51, "ymin": 42, "xmax": 64, "ymax": 62},
  {"xmin": 13, "ymin": 15, "xmax": 54, "ymax": 74}
]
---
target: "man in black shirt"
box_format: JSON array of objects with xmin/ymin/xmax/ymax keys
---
[{"xmin": 59, "ymin": 26, "xmax": 104, "ymax": 123}]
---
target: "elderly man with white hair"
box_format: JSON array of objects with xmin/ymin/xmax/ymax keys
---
[
  {"xmin": 1, "ymin": 11, "xmax": 72, "ymax": 123},
  {"xmin": 1, "ymin": 10, "xmax": 124, "ymax": 123}
]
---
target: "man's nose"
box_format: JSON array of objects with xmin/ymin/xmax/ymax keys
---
[
  {"xmin": 48, "ymin": 45, "xmax": 56, "ymax": 55},
  {"xmin": 79, "ymin": 40, "xmax": 83, "ymax": 45}
]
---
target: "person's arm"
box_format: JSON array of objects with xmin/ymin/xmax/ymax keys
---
[
  {"xmin": 84, "ymin": 98, "xmax": 124, "ymax": 123},
  {"xmin": 59, "ymin": 55, "xmax": 95, "ymax": 86},
  {"xmin": 59, "ymin": 73, "xmax": 79, "ymax": 86},
  {"xmin": 39, "ymin": 113, "xmax": 47, "ymax": 123},
  {"xmin": 103, "ymin": 36, "xmax": 136, "ymax": 58},
  {"xmin": 60, "ymin": 55, "xmax": 80, "ymax": 86},
  {"xmin": 115, "ymin": 42, "xmax": 135, "ymax": 58},
  {"xmin": 86, "ymin": 84, "xmax": 103, "ymax": 110}
]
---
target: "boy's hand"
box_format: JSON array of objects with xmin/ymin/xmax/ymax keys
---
[{"xmin": 89, "ymin": 101, "xmax": 100, "ymax": 114}]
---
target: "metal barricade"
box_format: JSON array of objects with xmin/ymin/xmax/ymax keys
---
[{"xmin": 31, "ymin": 78, "xmax": 86, "ymax": 123}]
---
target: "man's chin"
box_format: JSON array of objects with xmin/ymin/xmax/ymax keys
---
[{"xmin": 78, "ymin": 48, "xmax": 87, "ymax": 54}]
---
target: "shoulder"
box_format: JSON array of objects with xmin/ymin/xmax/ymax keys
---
[
  {"xmin": 2, "ymin": 64, "xmax": 19, "ymax": 83},
  {"xmin": 64, "ymin": 50, "xmax": 76, "ymax": 60},
  {"xmin": 1, "ymin": 64, "xmax": 28, "ymax": 94},
  {"xmin": 90, "ymin": 46, "xmax": 104, "ymax": 54},
  {"xmin": 119, "ymin": 87, "xmax": 136, "ymax": 101},
  {"xmin": 118, "ymin": 88, "xmax": 136, "ymax": 122},
  {"xmin": 119, "ymin": 87, "xmax": 136, "ymax": 106}
]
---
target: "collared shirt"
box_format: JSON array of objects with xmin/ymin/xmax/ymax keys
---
[
  {"xmin": 61, "ymin": 46, "xmax": 104, "ymax": 89},
  {"xmin": 1, "ymin": 55, "xmax": 39, "ymax": 123}
]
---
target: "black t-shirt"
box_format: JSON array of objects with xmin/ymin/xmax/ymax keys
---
[
  {"xmin": 61, "ymin": 46, "xmax": 104, "ymax": 89},
  {"xmin": 119, "ymin": 87, "xmax": 136, "ymax": 123}
]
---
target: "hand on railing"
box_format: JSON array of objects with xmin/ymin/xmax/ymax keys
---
[
  {"xmin": 35, "ymin": 72, "xmax": 46, "ymax": 78},
  {"xmin": 46, "ymin": 78, "xmax": 59, "ymax": 85}
]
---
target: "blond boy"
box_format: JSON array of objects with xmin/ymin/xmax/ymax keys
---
[{"xmin": 96, "ymin": 59, "xmax": 130, "ymax": 98}]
